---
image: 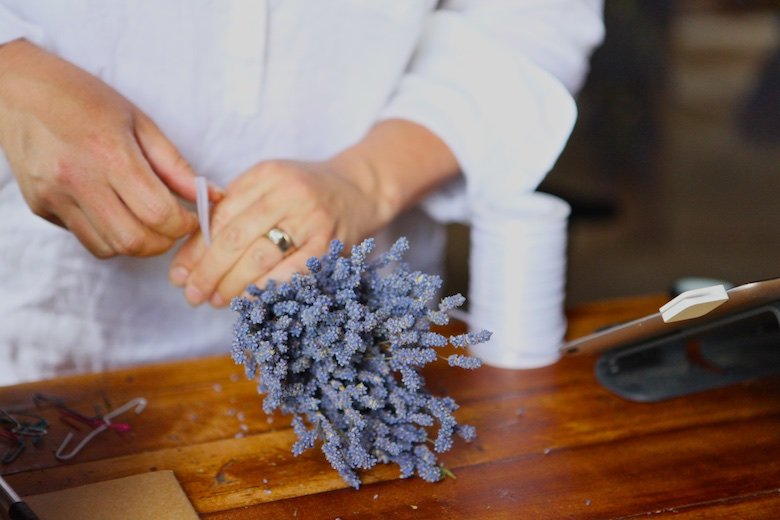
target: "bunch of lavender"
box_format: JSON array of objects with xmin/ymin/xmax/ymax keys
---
[{"xmin": 230, "ymin": 237, "xmax": 490, "ymax": 488}]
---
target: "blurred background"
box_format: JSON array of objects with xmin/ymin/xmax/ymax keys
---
[{"xmin": 444, "ymin": 0, "xmax": 780, "ymax": 307}]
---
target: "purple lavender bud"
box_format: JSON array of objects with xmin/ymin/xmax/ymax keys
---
[
  {"xmin": 328, "ymin": 239, "xmax": 345, "ymax": 256},
  {"xmin": 417, "ymin": 461, "xmax": 443, "ymax": 483},
  {"xmin": 306, "ymin": 256, "xmax": 322, "ymax": 272},
  {"xmin": 249, "ymin": 305, "xmax": 266, "ymax": 325},
  {"xmin": 434, "ymin": 423, "xmax": 454, "ymax": 453},
  {"xmin": 246, "ymin": 284, "xmax": 263, "ymax": 297},
  {"xmin": 457, "ymin": 424, "xmax": 477, "ymax": 442},
  {"xmin": 420, "ymin": 332, "xmax": 448, "ymax": 347},
  {"xmin": 449, "ymin": 330, "xmax": 492, "ymax": 348},
  {"xmin": 384, "ymin": 314, "xmax": 415, "ymax": 334},
  {"xmin": 371, "ymin": 236, "xmax": 409, "ymax": 269},
  {"xmin": 400, "ymin": 366, "xmax": 424, "ymax": 391},
  {"xmin": 392, "ymin": 348, "xmax": 437, "ymax": 367},
  {"xmin": 447, "ymin": 354, "xmax": 482, "ymax": 369},
  {"xmin": 427, "ymin": 310, "xmax": 450, "ymax": 326},
  {"xmin": 409, "ymin": 413, "xmax": 434, "ymax": 427},
  {"xmin": 350, "ymin": 238, "xmax": 374, "ymax": 264},
  {"xmin": 396, "ymin": 453, "xmax": 416, "ymax": 479},
  {"xmin": 439, "ymin": 294, "xmax": 466, "ymax": 311}
]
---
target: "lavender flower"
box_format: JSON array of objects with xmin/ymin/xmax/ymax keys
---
[
  {"xmin": 447, "ymin": 354, "xmax": 483, "ymax": 369},
  {"xmin": 231, "ymin": 237, "xmax": 490, "ymax": 488}
]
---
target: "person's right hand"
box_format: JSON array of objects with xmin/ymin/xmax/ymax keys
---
[{"xmin": 0, "ymin": 39, "xmax": 201, "ymax": 258}]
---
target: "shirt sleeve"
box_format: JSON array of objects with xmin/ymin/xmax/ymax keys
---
[
  {"xmin": 0, "ymin": 4, "xmax": 46, "ymax": 47},
  {"xmin": 379, "ymin": 0, "xmax": 604, "ymax": 222}
]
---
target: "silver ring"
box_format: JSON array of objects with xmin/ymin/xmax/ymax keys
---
[{"xmin": 265, "ymin": 227, "xmax": 295, "ymax": 256}]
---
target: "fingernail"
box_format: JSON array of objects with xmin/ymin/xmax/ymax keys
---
[
  {"xmin": 185, "ymin": 284, "xmax": 205, "ymax": 306},
  {"xmin": 210, "ymin": 293, "xmax": 225, "ymax": 307},
  {"xmin": 170, "ymin": 266, "xmax": 189, "ymax": 286},
  {"xmin": 209, "ymin": 183, "xmax": 225, "ymax": 202}
]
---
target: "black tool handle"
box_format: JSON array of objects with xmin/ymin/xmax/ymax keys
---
[{"xmin": 9, "ymin": 501, "xmax": 39, "ymax": 520}]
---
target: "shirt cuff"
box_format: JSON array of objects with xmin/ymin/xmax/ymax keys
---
[
  {"xmin": 380, "ymin": 10, "xmax": 576, "ymax": 223},
  {"xmin": 0, "ymin": 5, "xmax": 46, "ymax": 47}
]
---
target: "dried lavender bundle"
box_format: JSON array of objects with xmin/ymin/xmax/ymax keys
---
[{"xmin": 231, "ymin": 237, "xmax": 490, "ymax": 488}]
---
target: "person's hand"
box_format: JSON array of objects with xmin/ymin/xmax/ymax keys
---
[
  {"xmin": 0, "ymin": 39, "xmax": 203, "ymax": 258},
  {"xmin": 169, "ymin": 156, "xmax": 394, "ymax": 307},
  {"xmin": 169, "ymin": 119, "xmax": 461, "ymax": 308}
]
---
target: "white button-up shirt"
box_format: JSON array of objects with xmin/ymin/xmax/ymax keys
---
[{"xmin": 0, "ymin": 0, "xmax": 603, "ymax": 384}]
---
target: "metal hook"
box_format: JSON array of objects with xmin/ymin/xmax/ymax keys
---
[
  {"xmin": 0, "ymin": 408, "xmax": 49, "ymax": 464},
  {"xmin": 1, "ymin": 441, "xmax": 24, "ymax": 464},
  {"xmin": 35, "ymin": 393, "xmax": 129, "ymax": 433},
  {"xmin": 0, "ymin": 430, "xmax": 25, "ymax": 464},
  {"xmin": 55, "ymin": 397, "xmax": 147, "ymax": 461}
]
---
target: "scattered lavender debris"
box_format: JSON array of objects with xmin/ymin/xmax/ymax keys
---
[{"xmin": 231, "ymin": 237, "xmax": 491, "ymax": 488}]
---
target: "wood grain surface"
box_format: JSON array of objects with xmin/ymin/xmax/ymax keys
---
[{"xmin": 1, "ymin": 295, "xmax": 779, "ymax": 519}]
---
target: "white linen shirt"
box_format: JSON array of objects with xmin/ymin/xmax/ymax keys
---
[{"xmin": 0, "ymin": 0, "xmax": 603, "ymax": 384}]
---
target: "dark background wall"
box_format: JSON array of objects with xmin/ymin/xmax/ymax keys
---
[{"xmin": 445, "ymin": 0, "xmax": 780, "ymax": 306}]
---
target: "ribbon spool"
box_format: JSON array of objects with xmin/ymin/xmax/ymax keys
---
[{"xmin": 467, "ymin": 193, "xmax": 570, "ymax": 369}]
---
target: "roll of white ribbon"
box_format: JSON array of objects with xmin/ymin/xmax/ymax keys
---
[{"xmin": 467, "ymin": 192, "xmax": 570, "ymax": 369}]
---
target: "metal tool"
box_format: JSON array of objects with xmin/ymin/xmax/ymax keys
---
[
  {"xmin": 0, "ymin": 475, "xmax": 39, "ymax": 520},
  {"xmin": 55, "ymin": 397, "xmax": 147, "ymax": 461}
]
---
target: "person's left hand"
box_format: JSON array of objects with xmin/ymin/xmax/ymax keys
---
[{"xmin": 169, "ymin": 157, "xmax": 392, "ymax": 307}]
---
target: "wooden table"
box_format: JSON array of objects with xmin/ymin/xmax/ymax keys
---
[{"xmin": 2, "ymin": 295, "xmax": 779, "ymax": 519}]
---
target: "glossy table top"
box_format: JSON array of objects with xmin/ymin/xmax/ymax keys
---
[{"xmin": 1, "ymin": 294, "xmax": 779, "ymax": 519}]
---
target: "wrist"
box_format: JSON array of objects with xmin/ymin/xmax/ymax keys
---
[
  {"xmin": 0, "ymin": 39, "xmax": 33, "ymax": 79},
  {"xmin": 329, "ymin": 120, "xmax": 460, "ymax": 226},
  {"xmin": 326, "ymin": 145, "xmax": 402, "ymax": 230},
  {"xmin": 0, "ymin": 40, "xmax": 38, "ymax": 137}
]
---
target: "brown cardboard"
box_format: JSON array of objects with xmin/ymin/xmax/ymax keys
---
[{"xmin": 24, "ymin": 470, "xmax": 198, "ymax": 520}]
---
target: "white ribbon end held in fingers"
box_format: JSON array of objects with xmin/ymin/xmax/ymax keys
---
[{"xmin": 195, "ymin": 176, "xmax": 211, "ymax": 246}]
